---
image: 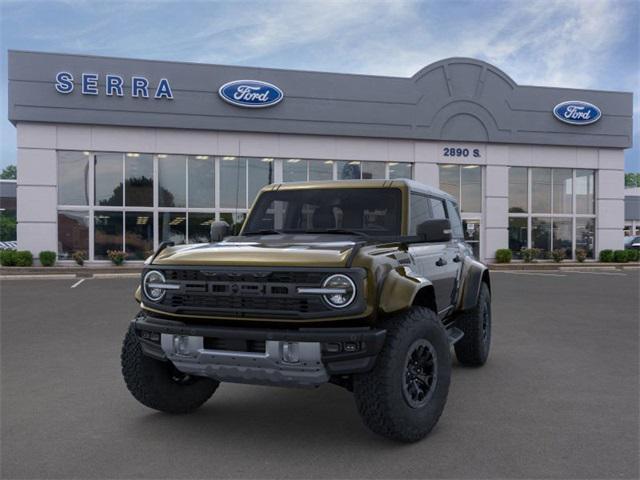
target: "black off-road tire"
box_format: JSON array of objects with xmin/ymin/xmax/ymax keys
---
[
  {"xmin": 454, "ymin": 282, "xmax": 491, "ymax": 366},
  {"xmin": 353, "ymin": 306, "xmax": 451, "ymax": 442},
  {"xmin": 121, "ymin": 325, "xmax": 219, "ymax": 413}
]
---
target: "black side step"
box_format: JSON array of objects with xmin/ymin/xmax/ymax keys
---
[{"xmin": 447, "ymin": 327, "xmax": 464, "ymax": 345}]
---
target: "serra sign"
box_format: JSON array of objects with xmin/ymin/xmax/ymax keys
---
[
  {"xmin": 55, "ymin": 72, "xmax": 174, "ymax": 99},
  {"xmin": 553, "ymin": 101, "xmax": 601, "ymax": 125},
  {"xmin": 218, "ymin": 80, "xmax": 283, "ymax": 108}
]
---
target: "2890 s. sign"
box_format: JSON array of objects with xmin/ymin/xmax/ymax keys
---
[
  {"xmin": 218, "ymin": 80, "xmax": 283, "ymax": 108},
  {"xmin": 553, "ymin": 100, "xmax": 601, "ymax": 125}
]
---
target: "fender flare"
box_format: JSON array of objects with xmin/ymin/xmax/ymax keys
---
[
  {"xmin": 379, "ymin": 266, "xmax": 435, "ymax": 314},
  {"xmin": 457, "ymin": 257, "xmax": 490, "ymax": 311}
]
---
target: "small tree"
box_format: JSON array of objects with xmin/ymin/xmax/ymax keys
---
[{"xmin": 0, "ymin": 165, "xmax": 16, "ymax": 180}]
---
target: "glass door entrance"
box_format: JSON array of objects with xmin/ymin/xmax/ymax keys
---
[{"xmin": 462, "ymin": 218, "xmax": 481, "ymax": 260}]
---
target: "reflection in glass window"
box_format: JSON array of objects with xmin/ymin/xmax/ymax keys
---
[
  {"xmin": 576, "ymin": 218, "xmax": 595, "ymax": 258},
  {"xmin": 552, "ymin": 169, "xmax": 572, "ymax": 214},
  {"xmin": 94, "ymin": 211, "xmax": 123, "ymax": 259},
  {"xmin": 531, "ymin": 217, "xmax": 551, "ymax": 256},
  {"xmin": 337, "ymin": 161, "xmax": 361, "ymax": 180},
  {"xmin": 438, "ymin": 165, "xmax": 459, "ymax": 201},
  {"xmin": 409, "ymin": 193, "xmax": 429, "ymax": 234},
  {"xmin": 552, "ymin": 217, "xmax": 572, "ymax": 257},
  {"xmin": 58, "ymin": 151, "xmax": 90, "ymax": 205},
  {"xmin": 158, "ymin": 212, "xmax": 186, "ymax": 244},
  {"xmin": 388, "ymin": 162, "xmax": 412, "ymax": 179},
  {"xmin": 58, "ymin": 210, "xmax": 89, "ymax": 258},
  {"xmin": 508, "ymin": 217, "xmax": 527, "ymax": 258},
  {"xmin": 362, "ymin": 162, "xmax": 385, "ymax": 179},
  {"xmin": 429, "ymin": 198, "xmax": 447, "ymax": 219},
  {"xmin": 461, "ymin": 165, "xmax": 482, "ymax": 212},
  {"xmin": 248, "ymin": 158, "xmax": 273, "ymax": 206},
  {"xmin": 575, "ymin": 170, "xmax": 595, "ymax": 214},
  {"xmin": 283, "ymin": 159, "xmax": 307, "ymax": 182},
  {"xmin": 95, "ymin": 153, "xmax": 123, "ymax": 206},
  {"xmin": 158, "ymin": 155, "xmax": 186, "ymax": 207},
  {"xmin": 220, "ymin": 157, "xmax": 247, "ymax": 209},
  {"xmin": 125, "ymin": 212, "xmax": 154, "ymax": 260},
  {"xmin": 309, "ymin": 160, "xmax": 333, "ymax": 180},
  {"xmin": 221, "ymin": 212, "xmax": 246, "ymax": 235},
  {"xmin": 446, "ymin": 200, "xmax": 464, "ymax": 238},
  {"xmin": 508, "ymin": 167, "xmax": 528, "ymax": 213},
  {"xmin": 188, "ymin": 156, "xmax": 215, "ymax": 208},
  {"xmin": 531, "ymin": 168, "xmax": 551, "ymax": 213},
  {"xmin": 125, "ymin": 153, "xmax": 153, "ymax": 207},
  {"xmin": 188, "ymin": 213, "xmax": 215, "ymax": 243}
]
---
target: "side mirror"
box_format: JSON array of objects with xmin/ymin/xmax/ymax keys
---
[
  {"xmin": 210, "ymin": 221, "xmax": 231, "ymax": 242},
  {"xmin": 417, "ymin": 219, "xmax": 452, "ymax": 243}
]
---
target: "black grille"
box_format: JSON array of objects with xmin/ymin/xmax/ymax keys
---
[
  {"xmin": 147, "ymin": 268, "xmax": 365, "ymax": 319},
  {"xmin": 203, "ymin": 337, "xmax": 266, "ymax": 353}
]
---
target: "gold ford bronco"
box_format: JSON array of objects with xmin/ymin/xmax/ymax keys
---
[{"xmin": 121, "ymin": 179, "xmax": 491, "ymax": 442}]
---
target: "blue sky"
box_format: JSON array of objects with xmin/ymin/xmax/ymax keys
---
[{"xmin": 1, "ymin": 0, "xmax": 638, "ymax": 171}]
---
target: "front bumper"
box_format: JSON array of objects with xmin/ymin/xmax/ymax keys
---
[{"xmin": 133, "ymin": 313, "xmax": 386, "ymax": 388}]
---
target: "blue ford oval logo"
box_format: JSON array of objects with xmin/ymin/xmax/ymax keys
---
[
  {"xmin": 553, "ymin": 101, "xmax": 601, "ymax": 125},
  {"xmin": 218, "ymin": 80, "xmax": 283, "ymax": 108}
]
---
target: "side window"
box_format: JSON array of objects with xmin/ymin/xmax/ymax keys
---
[
  {"xmin": 429, "ymin": 197, "xmax": 447, "ymax": 220},
  {"xmin": 409, "ymin": 193, "xmax": 430, "ymax": 234},
  {"xmin": 446, "ymin": 200, "xmax": 464, "ymax": 239}
]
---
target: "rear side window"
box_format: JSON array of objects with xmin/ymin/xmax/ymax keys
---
[
  {"xmin": 409, "ymin": 193, "xmax": 430, "ymax": 234},
  {"xmin": 446, "ymin": 200, "xmax": 464, "ymax": 239},
  {"xmin": 429, "ymin": 198, "xmax": 447, "ymax": 220}
]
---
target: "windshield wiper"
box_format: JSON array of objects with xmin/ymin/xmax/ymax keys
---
[
  {"xmin": 243, "ymin": 229, "xmax": 284, "ymax": 236},
  {"xmin": 303, "ymin": 229, "xmax": 370, "ymax": 238}
]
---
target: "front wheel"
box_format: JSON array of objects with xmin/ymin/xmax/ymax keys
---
[
  {"xmin": 353, "ymin": 306, "xmax": 451, "ymax": 442},
  {"xmin": 121, "ymin": 325, "xmax": 219, "ymax": 413}
]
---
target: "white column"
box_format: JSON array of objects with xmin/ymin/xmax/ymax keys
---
[
  {"xmin": 484, "ymin": 164, "xmax": 509, "ymax": 262},
  {"xmin": 596, "ymin": 149, "xmax": 625, "ymax": 253},
  {"xmin": 16, "ymin": 123, "xmax": 58, "ymax": 260}
]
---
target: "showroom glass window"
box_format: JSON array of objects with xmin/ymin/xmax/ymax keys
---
[
  {"xmin": 508, "ymin": 168, "xmax": 596, "ymax": 259},
  {"xmin": 438, "ymin": 164, "xmax": 482, "ymax": 213},
  {"xmin": 56, "ymin": 152, "xmax": 414, "ymax": 261}
]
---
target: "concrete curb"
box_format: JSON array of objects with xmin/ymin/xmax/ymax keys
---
[
  {"xmin": 0, "ymin": 266, "xmax": 143, "ymax": 277},
  {"xmin": 488, "ymin": 262, "xmax": 639, "ymax": 271}
]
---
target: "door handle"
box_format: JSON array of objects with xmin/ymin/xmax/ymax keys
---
[
  {"xmin": 453, "ymin": 255, "xmax": 461, "ymax": 263},
  {"xmin": 436, "ymin": 257, "xmax": 447, "ymax": 267}
]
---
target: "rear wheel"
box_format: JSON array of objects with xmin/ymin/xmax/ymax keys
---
[
  {"xmin": 353, "ymin": 306, "xmax": 451, "ymax": 442},
  {"xmin": 454, "ymin": 283, "xmax": 491, "ymax": 366},
  {"xmin": 121, "ymin": 325, "xmax": 219, "ymax": 413}
]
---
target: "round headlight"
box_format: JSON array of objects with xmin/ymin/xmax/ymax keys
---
[
  {"xmin": 322, "ymin": 274, "xmax": 356, "ymax": 308},
  {"xmin": 143, "ymin": 270, "xmax": 166, "ymax": 302}
]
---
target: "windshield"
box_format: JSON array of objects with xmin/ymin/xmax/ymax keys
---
[{"xmin": 243, "ymin": 188, "xmax": 403, "ymax": 237}]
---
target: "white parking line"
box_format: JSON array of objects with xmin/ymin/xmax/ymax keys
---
[
  {"xmin": 567, "ymin": 270, "xmax": 627, "ymax": 276},
  {"xmin": 493, "ymin": 271, "xmax": 567, "ymax": 277},
  {"xmin": 70, "ymin": 278, "xmax": 86, "ymax": 288}
]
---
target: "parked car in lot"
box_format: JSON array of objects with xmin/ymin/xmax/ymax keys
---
[
  {"xmin": 624, "ymin": 236, "xmax": 640, "ymax": 250},
  {"xmin": 121, "ymin": 179, "xmax": 492, "ymax": 442}
]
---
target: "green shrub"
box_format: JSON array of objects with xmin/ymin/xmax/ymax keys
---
[
  {"xmin": 39, "ymin": 250, "xmax": 57, "ymax": 267},
  {"xmin": 599, "ymin": 249, "xmax": 614, "ymax": 262},
  {"xmin": 107, "ymin": 250, "xmax": 127, "ymax": 265},
  {"xmin": 72, "ymin": 250, "xmax": 87, "ymax": 266},
  {"xmin": 626, "ymin": 249, "xmax": 639, "ymax": 262},
  {"xmin": 551, "ymin": 249, "xmax": 566, "ymax": 263},
  {"xmin": 0, "ymin": 249, "xmax": 17, "ymax": 266},
  {"xmin": 613, "ymin": 250, "xmax": 628, "ymax": 263},
  {"xmin": 521, "ymin": 248, "xmax": 538, "ymax": 263},
  {"xmin": 495, "ymin": 249, "xmax": 512, "ymax": 263},
  {"xmin": 15, "ymin": 250, "xmax": 33, "ymax": 267},
  {"xmin": 575, "ymin": 249, "xmax": 588, "ymax": 263}
]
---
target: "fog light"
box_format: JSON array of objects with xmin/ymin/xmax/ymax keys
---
[
  {"xmin": 173, "ymin": 335, "xmax": 190, "ymax": 355},
  {"xmin": 343, "ymin": 342, "xmax": 359, "ymax": 353},
  {"xmin": 282, "ymin": 342, "xmax": 300, "ymax": 363}
]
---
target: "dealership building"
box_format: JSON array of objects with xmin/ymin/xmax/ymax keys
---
[{"xmin": 7, "ymin": 50, "xmax": 633, "ymax": 262}]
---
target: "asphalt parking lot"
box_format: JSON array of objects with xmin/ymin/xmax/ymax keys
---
[{"xmin": 1, "ymin": 270, "xmax": 638, "ymax": 479}]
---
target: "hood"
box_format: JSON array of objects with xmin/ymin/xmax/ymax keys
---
[{"xmin": 152, "ymin": 234, "xmax": 359, "ymax": 268}]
